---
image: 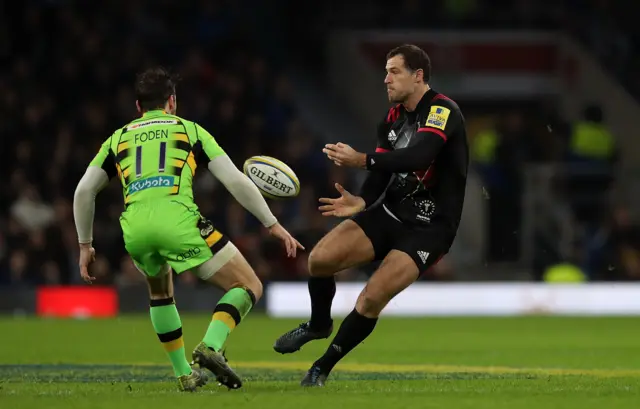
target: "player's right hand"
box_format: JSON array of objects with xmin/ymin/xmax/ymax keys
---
[
  {"xmin": 318, "ymin": 183, "xmax": 366, "ymax": 218},
  {"xmin": 78, "ymin": 244, "xmax": 96, "ymax": 284},
  {"xmin": 268, "ymin": 223, "xmax": 305, "ymax": 258}
]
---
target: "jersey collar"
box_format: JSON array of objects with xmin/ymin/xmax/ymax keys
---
[
  {"xmin": 142, "ymin": 109, "xmax": 166, "ymax": 117},
  {"xmin": 416, "ymin": 88, "xmax": 438, "ymax": 111}
]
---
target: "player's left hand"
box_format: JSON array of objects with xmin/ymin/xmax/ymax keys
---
[
  {"xmin": 268, "ymin": 222, "xmax": 305, "ymax": 258},
  {"xmin": 78, "ymin": 244, "xmax": 96, "ymax": 284},
  {"xmin": 323, "ymin": 143, "xmax": 367, "ymax": 169}
]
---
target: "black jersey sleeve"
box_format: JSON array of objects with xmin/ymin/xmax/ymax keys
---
[
  {"xmin": 357, "ymin": 107, "xmax": 399, "ymax": 207},
  {"xmin": 364, "ymin": 100, "xmax": 461, "ymax": 173}
]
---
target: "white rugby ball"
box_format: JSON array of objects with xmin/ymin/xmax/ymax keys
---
[{"xmin": 243, "ymin": 155, "xmax": 300, "ymax": 199}]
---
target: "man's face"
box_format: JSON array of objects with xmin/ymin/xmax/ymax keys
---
[{"xmin": 384, "ymin": 55, "xmax": 420, "ymax": 103}]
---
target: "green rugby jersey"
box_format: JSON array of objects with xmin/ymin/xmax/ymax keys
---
[{"xmin": 89, "ymin": 109, "xmax": 225, "ymax": 206}]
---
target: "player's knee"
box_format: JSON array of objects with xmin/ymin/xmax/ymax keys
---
[
  {"xmin": 355, "ymin": 286, "xmax": 388, "ymax": 318},
  {"xmin": 245, "ymin": 277, "xmax": 263, "ymax": 302},
  {"xmin": 146, "ymin": 274, "xmax": 172, "ymax": 299},
  {"xmin": 229, "ymin": 273, "xmax": 263, "ymax": 303},
  {"xmin": 308, "ymin": 246, "xmax": 340, "ymax": 277}
]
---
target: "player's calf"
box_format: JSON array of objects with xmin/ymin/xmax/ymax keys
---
[
  {"xmin": 144, "ymin": 267, "xmax": 199, "ymax": 386},
  {"xmin": 274, "ymin": 220, "xmax": 375, "ymax": 354},
  {"xmin": 303, "ymin": 250, "xmax": 419, "ymax": 386},
  {"xmin": 190, "ymin": 244, "xmax": 263, "ymax": 389}
]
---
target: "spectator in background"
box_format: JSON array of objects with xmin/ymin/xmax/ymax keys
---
[
  {"xmin": 588, "ymin": 206, "xmax": 640, "ymax": 281},
  {"xmin": 0, "ymin": 1, "xmax": 357, "ymax": 287},
  {"xmin": 471, "ymin": 110, "xmax": 531, "ymax": 262},
  {"xmin": 564, "ymin": 104, "xmax": 617, "ymax": 237}
]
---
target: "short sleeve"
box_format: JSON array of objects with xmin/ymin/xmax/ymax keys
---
[
  {"xmin": 195, "ymin": 123, "xmax": 226, "ymax": 162},
  {"xmin": 89, "ymin": 135, "xmax": 117, "ymax": 179}
]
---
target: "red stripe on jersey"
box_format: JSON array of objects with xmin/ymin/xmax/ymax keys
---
[
  {"xmin": 431, "ymin": 93, "xmax": 451, "ymax": 102},
  {"xmin": 375, "ymin": 147, "xmax": 390, "ymax": 153},
  {"xmin": 417, "ymin": 127, "xmax": 447, "ymax": 141},
  {"xmin": 386, "ymin": 104, "xmax": 401, "ymax": 123},
  {"xmin": 414, "ymin": 166, "xmax": 435, "ymax": 187}
]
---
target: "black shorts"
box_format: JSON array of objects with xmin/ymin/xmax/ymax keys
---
[{"xmin": 352, "ymin": 204, "xmax": 453, "ymax": 274}]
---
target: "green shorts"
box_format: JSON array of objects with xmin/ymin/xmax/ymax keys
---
[{"xmin": 119, "ymin": 200, "xmax": 231, "ymax": 277}]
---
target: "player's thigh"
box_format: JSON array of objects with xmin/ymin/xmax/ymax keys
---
[
  {"xmin": 193, "ymin": 242, "xmax": 263, "ymax": 302},
  {"xmin": 191, "ymin": 242, "xmax": 263, "ymax": 301},
  {"xmin": 122, "ymin": 236, "xmax": 167, "ymax": 278},
  {"xmin": 356, "ymin": 250, "xmax": 420, "ymax": 318},
  {"xmin": 308, "ymin": 216, "xmax": 380, "ymax": 277},
  {"xmin": 159, "ymin": 212, "xmax": 227, "ymax": 276},
  {"xmin": 391, "ymin": 225, "xmax": 452, "ymax": 276},
  {"xmin": 120, "ymin": 205, "xmax": 172, "ymax": 278},
  {"xmin": 143, "ymin": 264, "xmax": 174, "ymax": 299}
]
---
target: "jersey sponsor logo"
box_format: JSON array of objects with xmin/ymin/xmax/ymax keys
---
[
  {"xmin": 425, "ymin": 106, "xmax": 451, "ymax": 131},
  {"xmin": 249, "ymin": 166, "xmax": 294, "ymax": 196},
  {"xmin": 133, "ymin": 129, "xmax": 169, "ymax": 144},
  {"xmin": 127, "ymin": 119, "xmax": 178, "ymax": 131},
  {"xmin": 198, "ymin": 216, "xmax": 215, "ymax": 238},
  {"xmin": 176, "ymin": 247, "xmax": 201, "ymax": 261},
  {"xmin": 128, "ymin": 175, "xmax": 175, "ymax": 194},
  {"xmin": 416, "ymin": 199, "xmax": 436, "ymax": 223},
  {"xmin": 200, "ymin": 224, "xmax": 214, "ymax": 238}
]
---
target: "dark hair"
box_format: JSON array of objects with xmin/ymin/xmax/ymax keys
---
[
  {"xmin": 386, "ymin": 44, "xmax": 431, "ymax": 83},
  {"xmin": 134, "ymin": 67, "xmax": 178, "ymax": 111}
]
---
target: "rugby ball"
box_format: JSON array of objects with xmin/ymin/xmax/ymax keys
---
[{"xmin": 243, "ymin": 155, "xmax": 300, "ymax": 199}]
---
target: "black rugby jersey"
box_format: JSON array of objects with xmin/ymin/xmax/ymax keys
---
[{"xmin": 359, "ymin": 88, "xmax": 469, "ymax": 235}]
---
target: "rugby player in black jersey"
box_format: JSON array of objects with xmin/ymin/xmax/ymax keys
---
[{"xmin": 273, "ymin": 44, "xmax": 469, "ymax": 386}]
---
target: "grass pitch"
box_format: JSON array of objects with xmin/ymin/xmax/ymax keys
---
[{"xmin": 1, "ymin": 314, "xmax": 640, "ymax": 408}]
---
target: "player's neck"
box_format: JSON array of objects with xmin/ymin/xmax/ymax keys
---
[
  {"xmin": 141, "ymin": 108, "xmax": 167, "ymax": 117},
  {"xmin": 402, "ymin": 85, "xmax": 430, "ymax": 112}
]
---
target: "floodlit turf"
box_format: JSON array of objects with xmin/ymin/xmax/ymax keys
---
[{"xmin": 2, "ymin": 314, "xmax": 640, "ymax": 408}]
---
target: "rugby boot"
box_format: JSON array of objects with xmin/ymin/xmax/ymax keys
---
[
  {"xmin": 300, "ymin": 365, "xmax": 329, "ymax": 387},
  {"xmin": 273, "ymin": 321, "xmax": 333, "ymax": 354},
  {"xmin": 177, "ymin": 366, "xmax": 208, "ymax": 392},
  {"xmin": 192, "ymin": 342, "xmax": 242, "ymax": 389}
]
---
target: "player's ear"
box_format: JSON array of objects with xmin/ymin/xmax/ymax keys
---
[
  {"xmin": 415, "ymin": 69, "xmax": 424, "ymax": 84},
  {"xmin": 167, "ymin": 95, "xmax": 176, "ymax": 112},
  {"xmin": 135, "ymin": 100, "xmax": 142, "ymax": 114}
]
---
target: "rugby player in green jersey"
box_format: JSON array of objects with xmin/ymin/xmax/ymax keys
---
[{"xmin": 72, "ymin": 67, "xmax": 304, "ymax": 392}]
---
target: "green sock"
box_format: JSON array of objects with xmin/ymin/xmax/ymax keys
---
[
  {"xmin": 150, "ymin": 297, "xmax": 192, "ymax": 377},
  {"xmin": 203, "ymin": 287, "xmax": 256, "ymax": 352}
]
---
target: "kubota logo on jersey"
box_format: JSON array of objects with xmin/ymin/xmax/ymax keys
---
[{"xmin": 128, "ymin": 176, "xmax": 175, "ymax": 194}]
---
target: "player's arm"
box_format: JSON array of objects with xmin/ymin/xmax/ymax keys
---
[
  {"xmin": 73, "ymin": 136, "xmax": 116, "ymax": 245},
  {"xmin": 358, "ymin": 117, "xmax": 395, "ymax": 208},
  {"xmin": 365, "ymin": 104, "xmax": 460, "ymax": 173},
  {"xmin": 195, "ymin": 123, "xmax": 303, "ymax": 256},
  {"xmin": 193, "ymin": 123, "xmax": 278, "ymax": 228}
]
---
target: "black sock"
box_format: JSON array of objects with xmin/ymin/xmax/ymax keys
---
[
  {"xmin": 308, "ymin": 276, "xmax": 336, "ymax": 330},
  {"xmin": 314, "ymin": 309, "xmax": 378, "ymax": 373}
]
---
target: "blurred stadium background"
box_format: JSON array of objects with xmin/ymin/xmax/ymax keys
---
[
  {"xmin": 3, "ymin": 0, "xmax": 640, "ymax": 319},
  {"xmin": 4, "ymin": 1, "xmax": 640, "ymax": 407}
]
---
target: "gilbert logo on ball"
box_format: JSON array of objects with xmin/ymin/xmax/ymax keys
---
[{"xmin": 243, "ymin": 156, "xmax": 300, "ymax": 199}]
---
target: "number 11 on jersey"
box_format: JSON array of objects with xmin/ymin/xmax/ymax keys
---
[{"xmin": 135, "ymin": 142, "xmax": 167, "ymax": 179}]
